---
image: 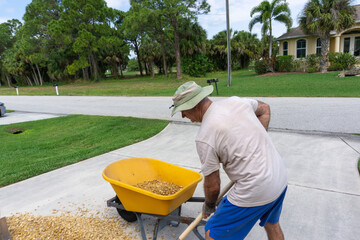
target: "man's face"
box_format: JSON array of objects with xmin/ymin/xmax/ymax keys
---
[{"xmin": 181, "ymin": 107, "xmax": 200, "ymax": 122}]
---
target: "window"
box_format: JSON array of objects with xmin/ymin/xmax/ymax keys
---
[
  {"xmin": 354, "ymin": 37, "xmax": 360, "ymax": 56},
  {"xmin": 316, "ymin": 38, "xmax": 321, "ymax": 54},
  {"xmin": 343, "ymin": 37, "xmax": 350, "ymax": 53},
  {"xmin": 283, "ymin": 41, "xmax": 288, "ymax": 55},
  {"xmin": 296, "ymin": 39, "xmax": 306, "ymax": 58}
]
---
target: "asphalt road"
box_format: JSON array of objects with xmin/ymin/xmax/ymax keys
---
[{"xmin": 1, "ymin": 95, "xmax": 359, "ymax": 134}]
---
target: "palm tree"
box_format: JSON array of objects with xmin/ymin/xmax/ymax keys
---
[
  {"xmin": 249, "ymin": 0, "xmax": 292, "ymax": 59},
  {"xmin": 207, "ymin": 30, "xmax": 232, "ymax": 71},
  {"xmin": 232, "ymin": 31, "xmax": 260, "ymax": 68},
  {"xmin": 299, "ymin": 0, "xmax": 356, "ymax": 73},
  {"xmin": 179, "ymin": 19, "xmax": 207, "ymax": 57}
]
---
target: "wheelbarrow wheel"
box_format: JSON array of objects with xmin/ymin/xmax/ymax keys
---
[{"xmin": 114, "ymin": 195, "xmax": 138, "ymax": 222}]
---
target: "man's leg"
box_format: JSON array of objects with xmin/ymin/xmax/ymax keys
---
[{"xmin": 264, "ymin": 222, "xmax": 284, "ymax": 240}]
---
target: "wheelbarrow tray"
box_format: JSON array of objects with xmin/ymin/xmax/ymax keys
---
[{"xmin": 103, "ymin": 158, "xmax": 203, "ymax": 216}]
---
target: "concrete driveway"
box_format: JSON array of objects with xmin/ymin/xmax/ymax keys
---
[
  {"xmin": 0, "ymin": 111, "xmax": 65, "ymax": 125},
  {"xmin": 0, "ymin": 96, "xmax": 359, "ymax": 239},
  {"xmin": 0, "ymin": 122, "xmax": 359, "ymax": 239}
]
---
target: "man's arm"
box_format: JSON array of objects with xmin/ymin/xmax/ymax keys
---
[
  {"xmin": 203, "ymin": 170, "xmax": 220, "ymax": 217},
  {"xmin": 255, "ymin": 100, "xmax": 271, "ymax": 131}
]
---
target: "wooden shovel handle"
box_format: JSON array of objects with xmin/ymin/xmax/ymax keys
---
[
  {"xmin": 178, "ymin": 181, "xmax": 234, "ymax": 240},
  {"xmin": 0, "ymin": 217, "xmax": 12, "ymax": 240}
]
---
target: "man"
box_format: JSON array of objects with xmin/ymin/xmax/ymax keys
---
[{"xmin": 170, "ymin": 81, "xmax": 288, "ymax": 240}]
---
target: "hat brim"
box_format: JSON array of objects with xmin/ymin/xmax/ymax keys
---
[{"xmin": 171, "ymin": 85, "xmax": 213, "ymax": 116}]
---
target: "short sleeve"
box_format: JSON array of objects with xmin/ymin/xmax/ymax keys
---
[
  {"xmin": 196, "ymin": 141, "xmax": 220, "ymax": 176},
  {"xmin": 242, "ymin": 98, "xmax": 258, "ymax": 112}
]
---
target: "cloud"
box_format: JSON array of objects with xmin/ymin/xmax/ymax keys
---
[
  {"xmin": 0, "ymin": 17, "xmax": 9, "ymax": 24},
  {"xmin": 105, "ymin": 0, "xmax": 130, "ymax": 10},
  {"xmin": 198, "ymin": 0, "xmax": 305, "ymax": 39}
]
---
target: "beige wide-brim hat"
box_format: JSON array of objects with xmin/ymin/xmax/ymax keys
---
[{"xmin": 171, "ymin": 81, "xmax": 213, "ymax": 116}]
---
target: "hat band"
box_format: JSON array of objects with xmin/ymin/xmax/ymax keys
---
[{"xmin": 174, "ymin": 86, "xmax": 202, "ymax": 107}]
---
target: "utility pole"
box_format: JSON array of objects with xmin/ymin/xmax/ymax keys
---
[{"xmin": 225, "ymin": 0, "xmax": 231, "ymax": 86}]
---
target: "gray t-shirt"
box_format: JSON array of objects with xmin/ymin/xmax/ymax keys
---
[{"xmin": 196, "ymin": 97, "xmax": 288, "ymax": 207}]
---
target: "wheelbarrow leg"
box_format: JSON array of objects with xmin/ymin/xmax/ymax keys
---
[
  {"xmin": 192, "ymin": 226, "xmax": 205, "ymax": 240},
  {"xmin": 153, "ymin": 206, "xmax": 181, "ymax": 240},
  {"xmin": 135, "ymin": 212, "xmax": 147, "ymax": 240}
]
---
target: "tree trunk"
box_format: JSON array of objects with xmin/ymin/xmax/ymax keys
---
[
  {"xmin": 119, "ymin": 64, "xmax": 124, "ymax": 78},
  {"xmin": 30, "ymin": 64, "xmax": 39, "ymax": 85},
  {"xmin": 144, "ymin": 60, "xmax": 149, "ymax": 75},
  {"xmin": 82, "ymin": 67, "xmax": 89, "ymax": 81},
  {"xmin": 172, "ymin": 17, "xmax": 182, "ymax": 79},
  {"xmin": 320, "ymin": 35, "xmax": 330, "ymax": 73},
  {"xmin": 149, "ymin": 57, "xmax": 154, "ymax": 78},
  {"xmin": 112, "ymin": 63, "xmax": 118, "ymax": 78},
  {"xmin": 5, "ymin": 74, "xmax": 11, "ymax": 87},
  {"xmin": 90, "ymin": 52, "xmax": 99, "ymax": 81},
  {"xmin": 158, "ymin": 26, "xmax": 168, "ymax": 77},
  {"xmin": 25, "ymin": 75, "xmax": 33, "ymax": 86},
  {"xmin": 133, "ymin": 39, "xmax": 143, "ymax": 76},
  {"xmin": 160, "ymin": 41, "xmax": 168, "ymax": 77},
  {"xmin": 88, "ymin": 55, "xmax": 94, "ymax": 77},
  {"xmin": 35, "ymin": 64, "xmax": 43, "ymax": 85}
]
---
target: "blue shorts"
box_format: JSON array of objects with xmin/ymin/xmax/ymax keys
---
[{"xmin": 205, "ymin": 187, "xmax": 287, "ymax": 240}]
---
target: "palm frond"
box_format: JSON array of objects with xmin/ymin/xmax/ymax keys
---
[
  {"xmin": 249, "ymin": 15, "xmax": 262, "ymax": 32},
  {"xmin": 272, "ymin": 3, "xmax": 291, "ymax": 17},
  {"xmin": 274, "ymin": 13, "xmax": 292, "ymax": 29},
  {"xmin": 250, "ymin": 5, "xmax": 265, "ymax": 17}
]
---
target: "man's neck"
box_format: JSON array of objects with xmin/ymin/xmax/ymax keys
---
[{"xmin": 199, "ymin": 99, "xmax": 213, "ymax": 122}]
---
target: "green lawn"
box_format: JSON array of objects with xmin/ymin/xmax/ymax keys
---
[
  {"xmin": 1, "ymin": 70, "xmax": 359, "ymax": 97},
  {"xmin": 0, "ymin": 115, "xmax": 168, "ymax": 187}
]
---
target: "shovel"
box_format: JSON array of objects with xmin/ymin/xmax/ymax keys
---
[{"xmin": 178, "ymin": 181, "xmax": 234, "ymax": 240}]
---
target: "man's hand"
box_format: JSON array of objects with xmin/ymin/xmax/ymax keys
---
[{"xmin": 203, "ymin": 201, "xmax": 216, "ymax": 218}]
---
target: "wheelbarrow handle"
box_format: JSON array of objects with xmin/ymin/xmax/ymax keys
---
[{"xmin": 178, "ymin": 181, "xmax": 234, "ymax": 240}]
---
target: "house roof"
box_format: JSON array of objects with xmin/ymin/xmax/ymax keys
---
[{"xmin": 277, "ymin": 4, "xmax": 360, "ymax": 41}]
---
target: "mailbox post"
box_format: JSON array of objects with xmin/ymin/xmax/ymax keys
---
[
  {"xmin": 53, "ymin": 83, "xmax": 59, "ymax": 95},
  {"xmin": 14, "ymin": 86, "xmax": 19, "ymax": 96}
]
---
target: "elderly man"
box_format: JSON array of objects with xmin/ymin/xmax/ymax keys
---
[{"xmin": 170, "ymin": 81, "xmax": 288, "ymax": 240}]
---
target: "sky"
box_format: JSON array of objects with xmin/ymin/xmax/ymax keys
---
[{"xmin": 1, "ymin": 0, "xmax": 360, "ymax": 39}]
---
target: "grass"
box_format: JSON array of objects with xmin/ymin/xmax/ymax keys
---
[
  {"xmin": 1, "ymin": 69, "xmax": 360, "ymax": 97},
  {"xmin": 0, "ymin": 115, "xmax": 168, "ymax": 187}
]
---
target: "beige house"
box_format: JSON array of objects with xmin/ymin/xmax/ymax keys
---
[{"xmin": 277, "ymin": 4, "xmax": 360, "ymax": 58}]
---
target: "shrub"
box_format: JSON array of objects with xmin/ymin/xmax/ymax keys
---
[
  {"xmin": 182, "ymin": 54, "xmax": 212, "ymax": 77},
  {"xmin": 274, "ymin": 55, "xmax": 294, "ymax": 72},
  {"xmin": 292, "ymin": 59, "xmax": 307, "ymax": 72},
  {"xmin": 328, "ymin": 63, "xmax": 342, "ymax": 71},
  {"xmin": 328, "ymin": 52, "xmax": 356, "ymax": 70},
  {"xmin": 254, "ymin": 60, "xmax": 267, "ymax": 74},
  {"xmin": 307, "ymin": 67, "xmax": 316, "ymax": 73},
  {"xmin": 305, "ymin": 54, "xmax": 320, "ymax": 72}
]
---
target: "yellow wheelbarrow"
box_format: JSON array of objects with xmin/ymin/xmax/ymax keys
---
[{"xmin": 103, "ymin": 158, "xmax": 206, "ymax": 240}]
